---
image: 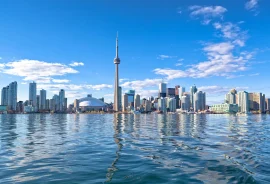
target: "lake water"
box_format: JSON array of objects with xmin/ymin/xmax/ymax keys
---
[{"xmin": 0, "ymin": 114, "xmax": 269, "ymax": 183}]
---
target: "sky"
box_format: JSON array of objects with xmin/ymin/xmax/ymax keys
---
[{"xmin": 0, "ymin": 0, "xmax": 270, "ymax": 105}]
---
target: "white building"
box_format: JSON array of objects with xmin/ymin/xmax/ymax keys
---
[
  {"xmin": 179, "ymin": 87, "xmax": 185, "ymax": 96},
  {"xmin": 181, "ymin": 94, "xmax": 190, "ymax": 111},
  {"xmin": 135, "ymin": 94, "xmax": 140, "ymax": 110},
  {"xmin": 122, "ymin": 94, "xmax": 128, "ymax": 112},
  {"xmin": 29, "ymin": 82, "xmax": 37, "ymax": 107},
  {"xmin": 238, "ymin": 91, "xmax": 249, "ymax": 113},
  {"xmin": 158, "ymin": 97, "xmax": 166, "ymax": 112},
  {"xmin": 167, "ymin": 97, "xmax": 176, "ymax": 112},
  {"xmin": 8, "ymin": 81, "xmax": 17, "ymax": 111},
  {"xmin": 190, "ymin": 85, "xmax": 197, "ymax": 110},
  {"xmin": 39, "ymin": 89, "xmax": 46, "ymax": 110},
  {"xmin": 194, "ymin": 91, "xmax": 206, "ymax": 112}
]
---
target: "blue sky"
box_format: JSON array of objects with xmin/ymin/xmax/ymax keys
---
[{"xmin": 0, "ymin": 0, "xmax": 269, "ymax": 105}]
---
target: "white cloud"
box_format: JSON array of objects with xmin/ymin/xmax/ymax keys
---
[
  {"xmin": 154, "ymin": 41, "xmax": 252, "ymax": 80},
  {"xmin": 249, "ymin": 73, "xmax": 259, "ymax": 76},
  {"xmin": 119, "ymin": 78, "xmax": 129, "ymax": 83},
  {"xmin": 178, "ymin": 58, "xmax": 184, "ymax": 62},
  {"xmin": 0, "ymin": 59, "xmax": 78, "ymax": 83},
  {"xmin": 69, "ymin": 62, "xmax": 84, "ymax": 67},
  {"xmin": 104, "ymin": 93, "xmax": 114, "ymax": 97},
  {"xmin": 0, "ymin": 57, "xmax": 2, "ymax": 60},
  {"xmin": 245, "ymin": 0, "xmax": 258, "ymax": 10},
  {"xmin": 37, "ymin": 84, "xmax": 112, "ymax": 92},
  {"xmin": 21, "ymin": 82, "xmax": 27, "ymax": 85},
  {"xmin": 175, "ymin": 63, "xmax": 183, "ymax": 66},
  {"xmin": 189, "ymin": 5, "xmax": 227, "ymax": 24},
  {"xmin": 157, "ymin": 55, "xmax": 177, "ymax": 60},
  {"xmin": 52, "ymin": 79, "xmax": 70, "ymax": 83},
  {"xmin": 198, "ymin": 86, "xmax": 249, "ymax": 94},
  {"xmin": 121, "ymin": 78, "xmax": 163, "ymax": 90}
]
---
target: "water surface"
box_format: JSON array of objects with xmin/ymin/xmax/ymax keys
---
[{"xmin": 0, "ymin": 114, "xmax": 269, "ymax": 183}]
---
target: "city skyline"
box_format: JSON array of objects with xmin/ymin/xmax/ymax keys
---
[{"xmin": 0, "ymin": 0, "xmax": 270, "ymax": 105}]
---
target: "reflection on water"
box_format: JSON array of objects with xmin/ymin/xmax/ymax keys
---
[{"xmin": 0, "ymin": 114, "xmax": 269, "ymax": 183}]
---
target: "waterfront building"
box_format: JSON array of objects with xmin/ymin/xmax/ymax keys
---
[
  {"xmin": 194, "ymin": 91, "xmax": 206, "ymax": 112},
  {"xmin": 225, "ymin": 89, "xmax": 237, "ymax": 104},
  {"xmin": 142, "ymin": 99, "xmax": 151, "ymax": 112},
  {"xmin": 266, "ymin": 98, "xmax": 270, "ymax": 111},
  {"xmin": 210, "ymin": 103, "xmax": 238, "ymax": 114},
  {"xmin": 24, "ymin": 105, "xmax": 35, "ymax": 113},
  {"xmin": 46, "ymin": 99, "xmax": 50, "ymax": 110},
  {"xmin": 135, "ymin": 94, "xmax": 140, "ymax": 110},
  {"xmin": 36, "ymin": 95, "xmax": 40, "ymax": 111},
  {"xmin": 159, "ymin": 82, "xmax": 167, "ymax": 98},
  {"xmin": 190, "ymin": 85, "xmax": 197, "ymax": 110},
  {"xmin": 167, "ymin": 97, "xmax": 176, "ymax": 112},
  {"xmin": 39, "ymin": 89, "xmax": 46, "ymax": 110},
  {"xmin": 166, "ymin": 88, "xmax": 175, "ymax": 97},
  {"xmin": 181, "ymin": 93, "xmax": 190, "ymax": 111},
  {"xmin": 76, "ymin": 95, "xmax": 106, "ymax": 111},
  {"xmin": 53, "ymin": 95, "xmax": 59, "ymax": 111},
  {"xmin": 49, "ymin": 99, "xmax": 55, "ymax": 111},
  {"xmin": 29, "ymin": 82, "xmax": 37, "ymax": 107},
  {"xmin": 158, "ymin": 97, "xmax": 166, "ymax": 112},
  {"xmin": 16, "ymin": 101, "xmax": 24, "ymax": 113},
  {"xmin": 126, "ymin": 90, "xmax": 135, "ymax": 108},
  {"xmin": 175, "ymin": 85, "xmax": 180, "ymax": 109},
  {"xmin": 74, "ymin": 99, "xmax": 79, "ymax": 111},
  {"xmin": 59, "ymin": 89, "xmax": 65, "ymax": 112},
  {"xmin": 1, "ymin": 86, "xmax": 9, "ymax": 106},
  {"xmin": 113, "ymin": 34, "xmax": 120, "ymax": 112},
  {"xmin": 118, "ymin": 86, "xmax": 122, "ymax": 111},
  {"xmin": 238, "ymin": 91, "xmax": 249, "ymax": 113},
  {"xmin": 8, "ymin": 81, "xmax": 17, "ymax": 111},
  {"xmin": 249, "ymin": 92, "xmax": 266, "ymax": 112},
  {"xmin": 64, "ymin": 98, "xmax": 67, "ymax": 112},
  {"xmin": 122, "ymin": 94, "xmax": 128, "ymax": 112}
]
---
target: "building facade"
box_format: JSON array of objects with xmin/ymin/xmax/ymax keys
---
[
  {"xmin": 122, "ymin": 94, "xmax": 128, "ymax": 112},
  {"xmin": 1, "ymin": 86, "xmax": 9, "ymax": 106},
  {"xmin": 8, "ymin": 81, "xmax": 17, "ymax": 111},
  {"xmin": 210, "ymin": 103, "xmax": 238, "ymax": 113},
  {"xmin": 59, "ymin": 89, "xmax": 65, "ymax": 112},
  {"xmin": 238, "ymin": 91, "xmax": 249, "ymax": 113},
  {"xmin": 159, "ymin": 83, "xmax": 167, "ymax": 98},
  {"xmin": 190, "ymin": 85, "xmax": 197, "ymax": 110},
  {"xmin": 39, "ymin": 89, "xmax": 46, "ymax": 110},
  {"xmin": 135, "ymin": 94, "xmax": 140, "ymax": 110},
  {"xmin": 29, "ymin": 82, "xmax": 37, "ymax": 107}
]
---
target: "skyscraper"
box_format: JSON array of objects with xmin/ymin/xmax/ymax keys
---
[
  {"xmin": 179, "ymin": 87, "xmax": 185, "ymax": 96},
  {"xmin": 39, "ymin": 89, "xmax": 46, "ymax": 110},
  {"xmin": 190, "ymin": 85, "xmax": 197, "ymax": 110},
  {"xmin": 1, "ymin": 86, "xmax": 9, "ymax": 105},
  {"xmin": 135, "ymin": 94, "xmax": 140, "ymax": 110},
  {"xmin": 238, "ymin": 91, "xmax": 249, "ymax": 113},
  {"xmin": 29, "ymin": 82, "xmax": 37, "ymax": 107},
  {"xmin": 36, "ymin": 95, "xmax": 40, "ymax": 111},
  {"xmin": 225, "ymin": 89, "xmax": 237, "ymax": 104},
  {"xmin": 59, "ymin": 89, "xmax": 65, "ymax": 112},
  {"xmin": 167, "ymin": 97, "xmax": 176, "ymax": 112},
  {"xmin": 8, "ymin": 81, "xmax": 17, "ymax": 111},
  {"xmin": 194, "ymin": 91, "xmax": 206, "ymax": 112},
  {"xmin": 126, "ymin": 90, "xmax": 135, "ymax": 108},
  {"xmin": 118, "ymin": 86, "xmax": 122, "ymax": 111},
  {"xmin": 181, "ymin": 93, "xmax": 190, "ymax": 111},
  {"xmin": 159, "ymin": 83, "xmax": 167, "ymax": 98},
  {"xmin": 53, "ymin": 94, "xmax": 59, "ymax": 111},
  {"xmin": 113, "ymin": 33, "xmax": 120, "ymax": 112},
  {"xmin": 122, "ymin": 94, "xmax": 128, "ymax": 112},
  {"xmin": 175, "ymin": 85, "xmax": 180, "ymax": 109}
]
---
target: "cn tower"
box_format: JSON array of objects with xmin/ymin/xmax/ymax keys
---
[{"xmin": 113, "ymin": 33, "xmax": 120, "ymax": 112}]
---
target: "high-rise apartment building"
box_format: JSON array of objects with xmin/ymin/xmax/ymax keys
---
[
  {"xmin": 118, "ymin": 86, "xmax": 122, "ymax": 111},
  {"xmin": 225, "ymin": 89, "xmax": 237, "ymax": 104},
  {"xmin": 167, "ymin": 97, "xmax": 176, "ymax": 112},
  {"xmin": 126, "ymin": 90, "xmax": 135, "ymax": 108},
  {"xmin": 122, "ymin": 94, "xmax": 128, "ymax": 112},
  {"xmin": 39, "ymin": 89, "xmax": 46, "ymax": 110},
  {"xmin": 249, "ymin": 92, "xmax": 265, "ymax": 112},
  {"xmin": 36, "ymin": 95, "xmax": 40, "ymax": 111},
  {"xmin": 266, "ymin": 98, "xmax": 270, "ymax": 111},
  {"xmin": 194, "ymin": 91, "xmax": 206, "ymax": 112},
  {"xmin": 175, "ymin": 85, "xmax": 180, "ymax": 109},
  {"xmin": 158, "ymin": 97, "xmax": 166, "ymax": 112},
  {"xmin": 238, "ymin": 91, "xmax": 249, "ymax": 113},
  {"xmin": 59, "ymin": 89, "xmax": 65, "ymax": 112},
  {"xmin": 29, "ymin": 82, "xmax": 37, "ymax": 107},
  {"xmin": 135, "ymin": 94, "xmax": 140, "ymax": 110},
  {"xmin": 181, "ymin": 93, "xmax": 190, "ymax": 111},
  {"xmin": 190, "ymin": 85, "xmax": 197, "ymax": 110},
  {"xmin": 8, "ymin": 81, "xmax": 17, "ymax": 111},
  {"xmin": 179, "ymin": 87, "xmax": 185, "ymax": 96},
  {"xmin": 53, "ymin": 94, "xmax": 59, "ymax": 111},
  {"xmin": 1, "ymin": 86, "xmax": 9, "ymax": 105}
]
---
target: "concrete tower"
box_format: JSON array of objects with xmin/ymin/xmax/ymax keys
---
[{"xmin": 114, "ymin": 33, "xmax": 120, "ymax": 112}]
